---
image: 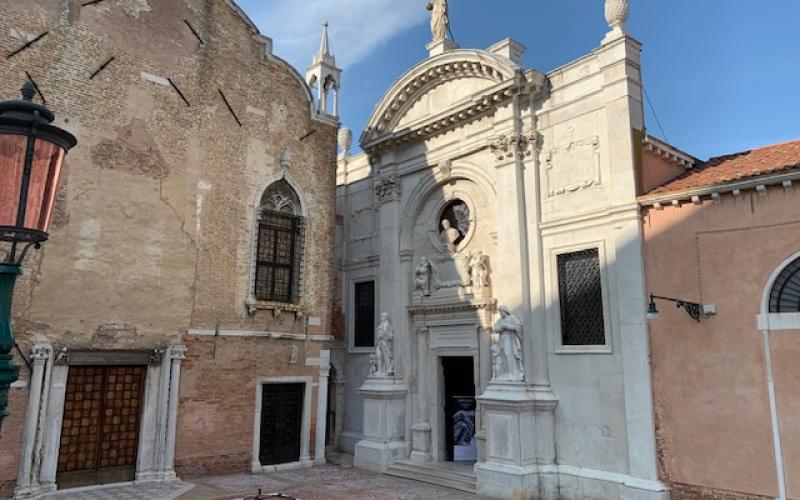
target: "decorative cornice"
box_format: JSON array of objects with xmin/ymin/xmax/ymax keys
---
[
  {"xmin": 408, "ymin": 298, "xmax": 496, "ymax": 315},
  {"xmin": 643, "ymin": 135, "xmax": 696, "ymax": 169}
]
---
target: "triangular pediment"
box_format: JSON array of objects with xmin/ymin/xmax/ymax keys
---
[{"xmin": 361, "ymin": 50, "xmax": 520, "ymax": 150}]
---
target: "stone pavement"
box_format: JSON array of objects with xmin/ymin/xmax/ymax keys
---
[{"xmin": 33, "ymin": 466, "xmax": 486, "ymax": 500}]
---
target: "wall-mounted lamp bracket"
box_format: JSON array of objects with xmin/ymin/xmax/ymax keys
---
[{"xmin": 648, "ymin": 294, "xmax": 704, "ymax": 322}]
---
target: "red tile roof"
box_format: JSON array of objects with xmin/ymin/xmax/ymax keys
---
[{"xmin": 646, "ymin": 139, "xmax": 800, "ymax": 196}]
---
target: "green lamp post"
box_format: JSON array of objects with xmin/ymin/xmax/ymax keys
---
[{"xmin": 0, "ymin": 81, "xmax": 76, "ymax": 431}]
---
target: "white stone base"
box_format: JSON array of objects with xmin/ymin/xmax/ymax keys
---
[
  {"xmin": 476, "ymin": 461, "xmax": 539, "ymax": 499},
  {"xmin": 353, "ymin": 439, "xmax": 407, "ymax": 473},
  {"xmin": 557, "ymin": 465, "xmax": 670, "ymax": 500},
  {"xmin": 353, "ymin": 377, "xmax": 408, "ymax": 473}
]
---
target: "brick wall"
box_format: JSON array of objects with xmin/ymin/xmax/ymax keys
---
[{"xmin": 0, "ymin": 0, "xmax": 337, "ymax": 488}]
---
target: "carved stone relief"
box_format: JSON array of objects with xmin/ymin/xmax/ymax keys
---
[
  {"xmin": 489, "ymin": 132, "xmax": 537, "ymax": 161},
  {"xmin": 545, "ymin": 136, "xmax": 601, "ymax": 197},
  {"xmin": 375, "ymin": 175, "xmax": 401, "ymax": 205}
]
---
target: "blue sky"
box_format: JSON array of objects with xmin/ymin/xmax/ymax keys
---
[{"xmin": 237, "ymin": 0, "xmax": 800, "ymax": 160}]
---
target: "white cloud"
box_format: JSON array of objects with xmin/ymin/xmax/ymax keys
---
[{"xmin": 243, "ymin": 0, "xmax": 428, "ymax": 71}]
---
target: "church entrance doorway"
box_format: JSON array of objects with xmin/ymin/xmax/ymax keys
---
[
  {"xmin": 441, "ymin": 357, "xmax": 477, "ymax": 462},
  {"xmin": 56, "ymin": 366, "xmax": 146, "ymax": 489}
]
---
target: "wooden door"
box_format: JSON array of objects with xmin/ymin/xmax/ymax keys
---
[
  {"xmin": 57, "ymin": 366, "xmax": 146, "ymax": 489},
  {"xmin": 259, "ymin": 383, "xmax": 304, "ymax": 466}
]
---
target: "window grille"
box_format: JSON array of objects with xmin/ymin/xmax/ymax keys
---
[
  {"xmin": 557, "ymin": 248, "xmax": 606, "ymax": 346},
  {"xmin": 354, "ymin": 281, "xmax": 376, "ymax": 348},
  {"xmin": 769, "ymin": 257, "xmax": 800, "ymax": 313},
  {"xmin": 255, "ymin": 212, "xmax": 296, "ymax": 302}
]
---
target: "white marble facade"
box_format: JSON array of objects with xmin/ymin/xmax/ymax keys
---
[{"xmin": 335, "ymin": 6, "xmax": 667, "ymax": 499}]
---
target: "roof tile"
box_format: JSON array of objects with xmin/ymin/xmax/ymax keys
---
[{"xmin": 647, "ymin": 139, "xmax": 800, "ymax": 196}]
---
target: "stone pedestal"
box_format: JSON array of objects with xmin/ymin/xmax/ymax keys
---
[
  {"xmin": 426, "ymin": 39, "xmax": 459, "ymax": 57},
  {"xmin": 476, "ymin": 382, "xmax": 558, "ymax": 500},
  {"xmin": 353, "ymin": 376, "xmax": 407, "ymax": 473},
  {"xmin": 409, "ymin": 420, "xmax": 432, "ymax": 464}
]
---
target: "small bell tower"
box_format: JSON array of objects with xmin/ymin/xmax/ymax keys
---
[{"xmin": 306, "ymin": 21, "xmax": 342, "ymax": 117}]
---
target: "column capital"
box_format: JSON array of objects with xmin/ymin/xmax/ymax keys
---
[
  {"xmin": 30, "ymin": 343, "xmax": 53, "ymax": 363},
  {"xmin": 374, "ymin": 174, "xmax": 401, "ymax": 205},
  {"xmin": 169, "ymin": 345, "xmax": 187, "ymax": 361},
  {"xmin": 489, "ymin": 132, "xmax": 539, "ymax": 163}
]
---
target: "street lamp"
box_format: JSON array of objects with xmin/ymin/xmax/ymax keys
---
[{"xmin": 0, "ymin": 81, "xmax": 76, "ymax": 431}]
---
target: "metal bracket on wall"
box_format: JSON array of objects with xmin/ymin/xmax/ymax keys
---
[{"xmin": 6, "ymin": 32, "xmax": 48, "ymax": 59}]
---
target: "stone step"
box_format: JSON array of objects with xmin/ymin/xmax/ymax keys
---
[{"xmin": 385, "ymin": 461, "xmax": 477, "ymax": 494}]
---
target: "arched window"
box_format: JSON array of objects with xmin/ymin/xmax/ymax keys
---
[
  {"xmin": 769, "ymin": 256, "xmax": 800, "ymax": 313},
  {"xmin": 255, "ymin": 180, "xmax": 305, "ymax": 303}
]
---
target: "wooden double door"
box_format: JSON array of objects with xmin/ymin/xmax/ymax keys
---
[
  {"xmin": 57, "ymin": 366, "xmax": 146, "ymax": 489},
  {"xmin": 259, "ymin": 383, "xmax": 304, "ymax": 466}
]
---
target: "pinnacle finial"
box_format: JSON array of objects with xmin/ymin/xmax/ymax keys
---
[
  {"xmin": 604, "ymin": 0, "xmax": 630, "ymax": 32},
  {"xmin": 21, "ymin": 81, "xmax": 36, "ymax": 101},
  {"xmin": 320, "ymin": 20, "xmax": 331, "ymax": 57}
]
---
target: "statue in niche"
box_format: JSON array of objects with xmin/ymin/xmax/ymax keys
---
[
  {"xmin": 439, "ymin": 200, "xmax": 470, "ymax": 253},
  {"xmin": 375, "ymin": 312, "xmax": 395, "ymax": 376},
  {"xmin": 440, "ymin": 220, "xmax": 461, "ymax": 253},
  {"xmin": 415, "ymin": 256, "xmax": 439, "ymax": 296},
  {"xmin": 492, "ymin": 306, "xmax": 525, "ymax": 382},
  {"xmin": 468, "ymin": 250, "xmax": 489, "ymax": 289},
  {"xmin": 289, "ymin": 344, "xmax": 299, "ymax": 365},
  {"xmin": 426, "ymin": 0, "xmax": 449, "ymax": 43}
]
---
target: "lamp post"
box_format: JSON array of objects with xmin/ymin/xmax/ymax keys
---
[{"xmin": 0, "ymin": 81, "xmax": 76, "ymax": 431}]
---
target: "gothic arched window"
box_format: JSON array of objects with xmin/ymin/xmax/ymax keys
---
[
  {"xmin": 255, "ymin": 180, "xmax": 305, "ymax": 303},
  {"xmin": 769, "ymin": 256, "xmax": 800, "ymax": 313}
]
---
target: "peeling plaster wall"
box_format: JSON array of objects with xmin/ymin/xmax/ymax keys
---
[{"xmin": 0, "ymin": 0, "xmax": 338, "ymax": 490}]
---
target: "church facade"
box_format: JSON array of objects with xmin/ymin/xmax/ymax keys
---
[{"xmin": 334, "ymin": 2, "xmax": 668, "ymax": 498}]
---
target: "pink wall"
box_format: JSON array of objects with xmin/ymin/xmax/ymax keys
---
[
  {"xmin": 642, "ymin": 150, "xmax": 687, "ymax": 194},
  {"xmin": 643, "ymin": 184, "xmax": 800, "ymax": 497}
]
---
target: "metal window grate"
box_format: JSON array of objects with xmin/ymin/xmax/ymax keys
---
[
  {"xmin": 354, "ymin": 281, "xmax": 376, "ymax": 348},
  {"xmin": 769, "ymin": 257, "xmax": 800, "ymax": 313},
  {"xmin": 557, "ymin": 248, "xmax": 606, "ymax": 346},
  {"xmin": 255, "ymin": 211, "xmax": 297, "ymax": 302}
]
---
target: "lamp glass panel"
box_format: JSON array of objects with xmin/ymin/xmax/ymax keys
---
[
  {"xmin": 0, "ymin": 134, "xmax": 27, "ymax": 227},
  {"xmin": 24, "ymin": 138, "xmax": 65, "ymax": 233}
]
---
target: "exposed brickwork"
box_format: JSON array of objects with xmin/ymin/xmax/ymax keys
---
[
  {"xmin": 648, "ymin": 139, "xmax": 800, "ymax": 195},
  {"xmin": 0, "ymin": 0, "xmax": 337, "ymax": 490},
  {"xmin": 671, "ymin": 483, "xmax": 773, "ymax": 500}
]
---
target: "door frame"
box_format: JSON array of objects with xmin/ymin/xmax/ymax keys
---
[
  {"xmin": 251, "ymin": 376, "xmax": 313, "ymax": 473},
  {"xmin": 433, "ymin": 350, "xmax": 479, "ymax": 463}
]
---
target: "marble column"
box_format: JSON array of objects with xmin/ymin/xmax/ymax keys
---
[
  {"xmin": 314, "ymin": 362, "xmax": 331, "ymax": 463},
  {"xmin": 15, "ymin": 344, "xmax": 52, "ymax": 499},
  {"xmin": 410, "ymin": 326, "xmax": 431, "ymax": 464},
  {"xmin": 163, "ymin": 345, "xmax": 186, "ymax": 480}
]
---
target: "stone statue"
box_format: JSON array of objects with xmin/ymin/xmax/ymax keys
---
[
  {"xmin": 492, "ymin": 305, "xmax": 525, "ymax": 382},
  {"xmin": 468, "ymin": 250, "xmax": 489, "ymax": 289},
  {"xmin": 368, "ymin": 353, "xmax": 378, "ymax": 376},
  {"xmin": 415, "ymin": 256, "xmax": 437, "ymax": 296},
  {"xmin": 426, "ymin": 0, "xmax": 449, "ymax": 43},
  {"xmin": 440, "ymin": 220, "xmax": 461, "ymax": 253},
  {"xmin": 375, "ymin": 312, "xmax": 395, "ymax": 375}
]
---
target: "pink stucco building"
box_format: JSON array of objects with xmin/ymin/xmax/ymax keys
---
[{"xmin": 641, "ymin": 139, "xmax": 800, "ymax": 498}]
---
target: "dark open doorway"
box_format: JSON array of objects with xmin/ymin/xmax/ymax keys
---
[{"xmin": 442, "ymin": 356, "xmax": 476, "ymax": 462}]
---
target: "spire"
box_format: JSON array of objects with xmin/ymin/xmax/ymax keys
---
[
  {"xmin": 306, "ymin": 21, "xmax": 342, "ymax": 117},
  {"xmin": 314, "ymin": 21, "xmax": 335, "ymax": 66}
]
